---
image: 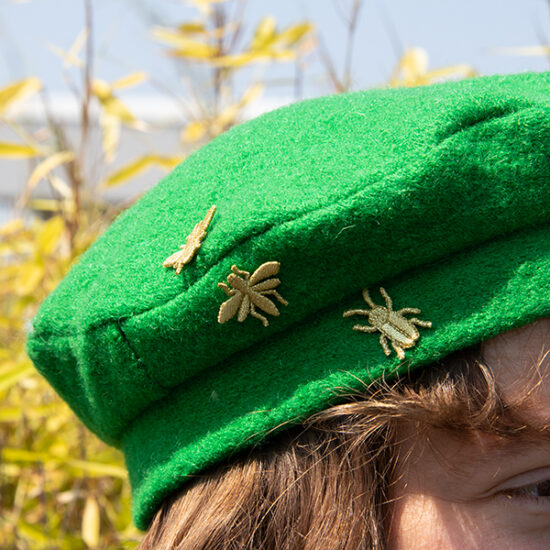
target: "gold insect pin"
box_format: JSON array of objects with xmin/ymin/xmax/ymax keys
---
[
  {"xmin": 217, "ymin": 261, "xmax": 288, "ymax": 327},
  {"xmin": 163, "ymin": 205, "xmax": 216, "ymax": 274},
  {"xmin": 343, "ymin": 287, "xmax": 432, "ymax": 360}
]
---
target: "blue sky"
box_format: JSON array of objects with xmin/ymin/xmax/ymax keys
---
[{"xmin": 1, "ymin": 0, "xmax": 550, "ymax": 101}]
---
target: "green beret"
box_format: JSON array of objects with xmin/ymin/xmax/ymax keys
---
[{"xmin": 27, "ymin": 71, "xmax": 550, "ymax": 530}]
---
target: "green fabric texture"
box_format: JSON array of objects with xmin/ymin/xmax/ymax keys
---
[{"xmin": 26, "ymin": 71, "xmax": 550, "ymax": 530}]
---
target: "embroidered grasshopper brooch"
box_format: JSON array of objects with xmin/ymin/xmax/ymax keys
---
[
  {"xmin": 343, "ymin": 287, "xmax": 432, "ymax": 360},
  {"xmin": 217, "ymin": 261, "xmax": 288, "ymax": 327},
  {"xmin": 163, "ymin": 205, "xmax": 216, "ymax": 274}
]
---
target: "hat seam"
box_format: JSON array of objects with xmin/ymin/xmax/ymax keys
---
[{"xmin": 114, "ymin": 319, "xmax": 171, "ymax": 391}]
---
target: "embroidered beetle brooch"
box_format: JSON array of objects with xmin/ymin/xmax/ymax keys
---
[
  {"xmin": 343, "ymin": 287, "xmax": 432, "ymax": 360},
  {"xmin": 217, "ymin": 261, "xmax": 288, "ymax": 327}
]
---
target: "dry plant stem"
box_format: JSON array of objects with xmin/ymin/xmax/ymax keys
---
[
  {"xmin": 75, "ymin": 0, "xmax": 94, "ymax": 244},
  {"xmin": 376, "ymin": 1, "xmax": 403, "ymax": 62},
  {"xmin": 319, "ymin": 0, "xmax": 364, "ymax": 92},
  {"xmin": 39, "ymin": 89, "xmax": 79, "ymax": 213},
  {"xmin": 227, "ymin": 0, "xmax": 247, "ymax": 52},
  {"xmin": 147, "ymin": 74, "xmax": 194, "ymax": 120},
  {"xmin": 212, "ymin": 5, "xmax": 226, "ymax": 115},
  {"xmin": 343, "ymin": 0, "xmax": 362, "ymax": 91},
  {"xmin": 318, "ymin": 34, "xmax": 343, "ymax": 92},
  {"xmin": 38, "ymin": 462, "xmax": 48, "ymax": 534},
  {"xmin": 294, "ymin": 58, "xmax": 304, "ymax": 100}
]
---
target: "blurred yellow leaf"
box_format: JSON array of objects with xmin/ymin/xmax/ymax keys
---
[
  {"xmin": 422, "ymin": 65, "xmax": 476, "ymax": 82},
  {"xmin": 92, "ymin": 79, "xmax": 144, "ymax": 128},
  {"xmin": 27, "ymin": 151, "xmax": 74, "ymax": 190},
  {"xmin": 0, "ymin": 316, "xmax": 22, "ymax": 331},
  {"xmin": 391, "ymin": 47, "xmax": 428, "ymax": 86},
  {"xmin": 28, "ymin": 198, "xmax": 63, "ymax": 212},
  {"xmin": 214, "ymin": 21, "xmax": 312, "ymax": 68},
  {"xmin": 91, "ymin": 78, "xmax": 111, "ymax": 99},
  {"xmin": 49, "ymin": 175, "xmax": 73, "ymax": 199},
  {"xmin": 100, "ymin": 112, "xmax": 121, "ymax": 163},
  {"xmin": 276, "ymin": 23, "xmax": 314, "ymax": 48},
  {"xmin": 0, "ymin": 218, "xmax": 24, "ymax": 237},
  {"xmin": 16, "ymin": 151, "xmax": 74, "ymax": 209},
  {"xmin": 0, "ymin": 463, "xmax": 21, "ymax": 476},
  {"xmin": 37, "ymin": 216, "xmax": 65, "ymax": 255},
  {"xmin": 112, "ymin": 71, "xmax": 149, "ymax": 90},
  {"xmin": 16, "ymin": 519, "xmax": 52, "ymax": 545},
  {"xmin": 212, "ymin": 52, "xmax": 255, "ymax": 68},
  {"xmin": 98, "ymin": 95, "xmax": 136, "ymax": 125},
  {"xmin": 82, "ymin": 496, "xmax": 101, "ymax": 548},
  {"xmin": 0, "ymin": 362, "xmax": 35, "ymax": 393},
  {"xmin": 48, "ymin": 29, "xmax": 89, "ymax": 68},
  {"xmin": 2, "ymin": 447, "xmax": 128, "ymax": 478},
  {"xmin": 183, "ymin": 83, "xmax": 263, "ymax": 142},
  {"xmin": 182, "ymin": 120, "xmax": 207, "ymax": 142},
  {"xmin": 15, "ymin": 263, "xmax": 43, "ymax": 296},
  {"xmin": 65, "ymin": 458, "xmax": 127, "ymax": 478},
  {"xmin": 251, "ymin": 16, "xmax": 277, "ymax": 51},
  {"xmin": 178, "ymin": 21, "xmax": 232, "ymax": 40},
  {"xmin": 0, "ymin": 77, "xmax": 41, "ymax": 117},
  {"xmin": 178, "ymin": 22, "xmax": 207, "ymax": 34},
  {"xmin": 152, "ymin": 27, "xmax": 219, "ymax": 59},
  {"xmin": 390, "ymin": 47, "xmax": 475, "ymax": 87},
  {"xmin": 102, "ymin": 154, "xmax": 183, "ymax": 188},
  {"xmin": 49, "ymin": 44, "xmax": 84, "ymax": 68},
  {"xmin": 0, "ymin": 263, "xmax": 21, "ymax": 281},
  {"xmin": 216, "ymin": 82, "xmax": 263, "ymax": 127},
  {"xmin": 0, "ymin": 404, "xmax": 58, "ymax": 422},
  {"xmin": 0, "ymin": 141, "xmax": 39, "ymax": 158}
]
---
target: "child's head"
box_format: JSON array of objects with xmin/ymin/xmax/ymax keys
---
[
  {"xmin": 138, "ymin": 318, "xmax": 550, "ymax": 549},
  {"xmin": 26, "ymin": 70, "xmax": 550, "ymax": 547}
]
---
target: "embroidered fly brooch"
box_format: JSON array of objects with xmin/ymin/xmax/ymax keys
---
[
  {"xmin": 217, "ymin": 261, "xmax": 288, "ymax": 327},
  {"xmin": 343, "ymin": 287, "xmax": 432, "ymax": 360}
]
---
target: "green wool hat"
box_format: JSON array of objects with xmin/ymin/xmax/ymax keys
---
[{"xmin": 27, "ymin": 71, "xmax": 550, "ymax": 530}]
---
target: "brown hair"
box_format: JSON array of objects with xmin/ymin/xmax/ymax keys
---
[{"xmin": 138, "ymin": 344, "xmax": 537, "ymax": 550}]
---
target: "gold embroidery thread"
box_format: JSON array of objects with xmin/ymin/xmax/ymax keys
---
[
  {"xmin": 163, "ymin": 205, "xmax": 216, "ymax": 274},
  {"xmin": 218, "ymin": 261, "xmax": 288, "ymax": 327},
  {"xmin": 343, "ymin": 287, "xmax": 432, "ymax": 360}
]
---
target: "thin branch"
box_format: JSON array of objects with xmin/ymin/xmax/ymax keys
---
[
  {"xmin": 343, "ymin": 0, "xmax": 363, "ymax": 91},
  {"xmin": 376, "ymin": 0, "xmax": 403, "ymax": 62},
  {"xmin": 76, "ymin": 0, "xmax": 94, "ymax": 240},
  {"xmin": 294, "ymin": 57, "xmax": 304, "ymax": 100},
  {"xmin": 318, "ymin": 34, "xmax": 344, "ymax": 93},
  {"xmin": 212, "ymin": 4, "xmax": 226, "ymax": 114},
  {"xmin": 38, "ymin": 88, "xmax": 79, "ymax": 197},
  {"xmin": 227, "ymin": 0, "xmax": 247, "ymax": 52}
]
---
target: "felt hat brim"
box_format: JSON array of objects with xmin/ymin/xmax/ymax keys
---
[{"xmin": 123, "ymin": 222, "xmax": 550, "ymax": 530}]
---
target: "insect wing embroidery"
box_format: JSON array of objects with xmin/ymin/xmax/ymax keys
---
[
  {"xmin": 218, "ymin": 261, "xmax": 288, "ymax": 327},
  {"xmin": 163, "ymin": 204, "xmax": 216, "ymax": 274},
  {"xmin": 343, "ymin": 287, "xmax": 432, "ymax": 360}
]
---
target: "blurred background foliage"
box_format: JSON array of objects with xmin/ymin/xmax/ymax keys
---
[{"xmin": 0, "ymin": 0, "xmax": 486, "ymax": 547}]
